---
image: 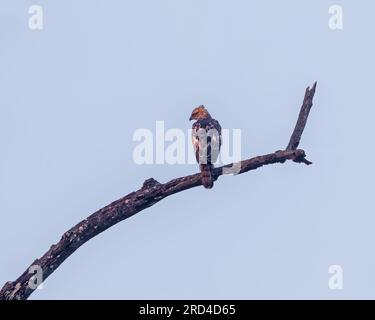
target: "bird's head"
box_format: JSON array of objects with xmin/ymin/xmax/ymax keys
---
[{"xmin": 189, "ymin": 105, "xmax": 211, "ymax": 121}]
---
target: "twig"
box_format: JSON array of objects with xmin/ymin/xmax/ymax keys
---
[{"xmin": 286, "ymin": 82, "xmax": 317, "ymax": 152}]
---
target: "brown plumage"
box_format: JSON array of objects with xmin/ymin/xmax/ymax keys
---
[
  {"xmin": 200, "ymin": 163, "xmax": 214, "ymax": 189},
  {"xmin": 189, "ymin": 105, "xmax": 222, "ymax": 189}
]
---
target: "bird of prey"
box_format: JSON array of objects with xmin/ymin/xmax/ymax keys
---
[{"xmin": 189, "ymin": 105, "xmax": 222, "ymax": 189}]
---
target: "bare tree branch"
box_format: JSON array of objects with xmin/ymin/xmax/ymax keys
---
[
  {"xmin": 287, "ymin": 82, "xmax": 317, "ymax": 152},
  {"xmin": 0, "ymin": 83, "xmax": 317, "ymax": 300}
]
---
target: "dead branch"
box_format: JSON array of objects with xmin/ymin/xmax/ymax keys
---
[{"xmin": 0, "ymin": 82, "xmax": 317, "ymax": 300}]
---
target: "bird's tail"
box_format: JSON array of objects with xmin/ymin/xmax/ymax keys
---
[{"xmin": 200, "ymin": 164, "xmax": 214, "ymax": 189}]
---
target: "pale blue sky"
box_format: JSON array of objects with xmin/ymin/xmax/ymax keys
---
[{"xmin": 1, "ymin": 0, "xmax": 375, "ymax": 299}]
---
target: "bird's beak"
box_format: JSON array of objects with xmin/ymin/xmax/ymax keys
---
[{"xmin": 189, "ymin": 115, "xmax": 193, "ymax": 121}]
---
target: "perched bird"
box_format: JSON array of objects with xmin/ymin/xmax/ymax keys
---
[{"xmin": 189, "ymin": 105, "xmax": 222, "ymax": 189}]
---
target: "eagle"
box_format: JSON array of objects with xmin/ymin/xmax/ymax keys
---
[{"xmin": 189, "ymin": 105, "xmax": 222, "ymax": 189}]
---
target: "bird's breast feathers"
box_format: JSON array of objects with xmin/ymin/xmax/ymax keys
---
[{"xmin": 192, "ymin": 118, "xmax": 222, "ymax": 164}]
